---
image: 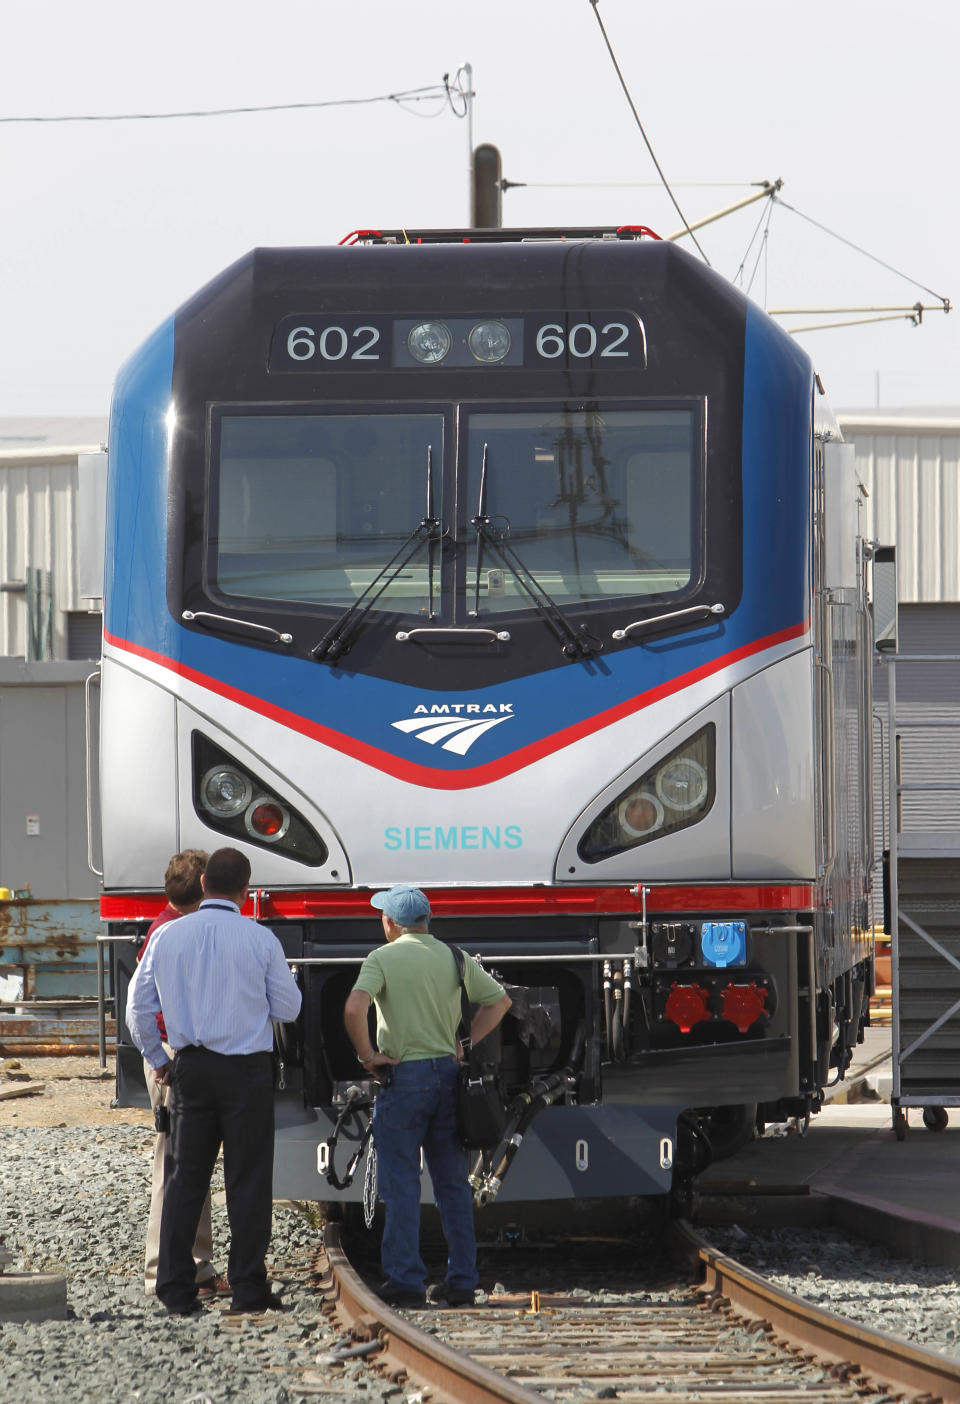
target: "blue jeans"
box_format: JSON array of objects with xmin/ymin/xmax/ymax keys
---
[{"xmin": 373, "ymin": 1057, "xmax": 478, "ymax": 1291}]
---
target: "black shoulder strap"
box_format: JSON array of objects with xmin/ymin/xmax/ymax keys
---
[{"xmin": 450, "ymin": 945, "xmax": 471, "ymax": 1043}]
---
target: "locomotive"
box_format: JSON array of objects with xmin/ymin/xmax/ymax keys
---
[{"xmin": 99, "ymin": 226, "xmax": 875, "ymax": 1206}]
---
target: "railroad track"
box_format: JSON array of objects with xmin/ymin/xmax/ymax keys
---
[{"xmin": 313, "ymin": 1218, "xmax": 960, "ymax": 1404}]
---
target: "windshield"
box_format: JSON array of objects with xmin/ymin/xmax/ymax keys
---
[
  {"xmin": 207, "ymin": 404, "xmax": 699, "ymax": 624},
  {"xmin": 210, "ymin": 410, "xmax": 444, "ymax": 613},
  {"xmin": 465, "ymin": 408, "xmax": 698, "ymax": 614}
]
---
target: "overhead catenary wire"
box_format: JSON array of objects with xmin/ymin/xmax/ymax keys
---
[
  {"xmin": 494, "ymin": 168, "xmax": 950, "ymax": 334},
  {"xmin": 0, "ymin": 82, "xmax": 458, "ymax": 125},
  {"xmin": 505, "ymin": 155, "xmax": 951, "ymax": 336},
  {"xmin": 717, "ymin": 186, "xmax": 951, "ymax": 331},
  {"xmin": 502, "ymin": 180, "xmax": 755, "ymax": 190},
  {"xmin": 773, "ymin": 196, "xmax": 950, "ymax": 309},
  {"xmin": 744, "ymin": 199, "xmax": 777, "ymax": 303},
  {"xmin": 734, "ymin": 196, "xmax": 777, "ymax": 291},
  {"xmin": 587, "ymin": 0, "xmax": 710, "ymax": 265}
]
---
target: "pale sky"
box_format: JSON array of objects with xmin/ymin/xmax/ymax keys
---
[{"xmin": 2, "ymin": 0, "xmax": 956, "ymax": 416}]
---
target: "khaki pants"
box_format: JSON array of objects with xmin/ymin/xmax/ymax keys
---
[{"xmin": 144, "ymin": 1053, "xmax": 215, "ymax": 1295}]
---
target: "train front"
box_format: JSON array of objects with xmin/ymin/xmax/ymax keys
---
[{"xmin": 101, "ymin": 231, "xmax": 819, "ymax": 1206}]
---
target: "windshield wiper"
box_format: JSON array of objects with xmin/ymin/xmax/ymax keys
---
[
  {"xmin": 612, "ymin": 602, "xmax": 726, "ymax": 642},
  {"xmin": 311, "ymin": 448, "xmax": 442, "ymax": 663},
  {"xmin": 471, "ymin": 443, "xmax": 600, "ymax": 661}
]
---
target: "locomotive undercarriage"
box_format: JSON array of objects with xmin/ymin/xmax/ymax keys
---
[
  {"xmin": 109, "ymin": 905, "xmax": 870, "ymax": 1205},
  {"xmin": 280, "ymin": 909, "xmax": 869, "ymax": 1204}
]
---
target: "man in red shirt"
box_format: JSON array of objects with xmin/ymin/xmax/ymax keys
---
[{"xmin": 135, "ymin": 849, "xmax": 227, "ymax": 1299}]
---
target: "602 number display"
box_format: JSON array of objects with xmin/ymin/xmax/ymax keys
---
[
  {"xmin": 286, "ymin": 324, "xmax": 381, "ymax": 362},
  {"xmin": 535, "ymin": 321, "xmax": 632, "ymax": 359},
  {"xmin": 270, "ymin": 310, "xmax": 646, "ymax": 371}
]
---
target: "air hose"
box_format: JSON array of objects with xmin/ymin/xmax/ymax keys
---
[
  {"xmin": 324, "ymin": 1084, "xmax": 376, "ymax": 1191},
  {"xmin": 602, "ymin": 960, "xmax": 613, "ymax": 1059},
  {"xmin": 611, "ymin": 965, "xmax": 624, "ymax": 1061},
  {"xmin": 468, "ymin": 1024, "xmax": 586, "ymax": 1206},
  {"xmin": 468, "ymin": 1071, "xmax": 569, "ymax": 1206},
  {"xmin": 621, "ymin": 959, "xmax": 633, "ymax": 1058}
]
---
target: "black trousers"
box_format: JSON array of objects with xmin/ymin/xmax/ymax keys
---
[{"xmin": 156, "ymin": 1046, "xmax": 274, "ymax": 1310}]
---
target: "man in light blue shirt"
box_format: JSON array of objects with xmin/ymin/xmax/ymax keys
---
[{"xmin": 127, "ymin": 847, "xmax": 301, "ymax": 1317}]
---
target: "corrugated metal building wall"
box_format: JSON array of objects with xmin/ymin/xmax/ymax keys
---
[
  {"xmin": 841, "ymin": 411, "xmax": 960, "ymax": 605},
  {"xmin": 872, "ymin": 607, "xmax": 960, "ymax": 836},
  {"xmin": 841, "ymin": 412, "xmax": 960, "ymax": 837},
  {"xmin": 0, "ymin": 423, "xmax": 106, "ymax": 1003},
  {"xmin": 0, "ymin": 443, "xmax": 103, "ymax": 662}
]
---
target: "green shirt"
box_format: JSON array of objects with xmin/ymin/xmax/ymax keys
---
[{"xmin": 352, "ymin": 930, "xmax": 506, "ymax": 1061}]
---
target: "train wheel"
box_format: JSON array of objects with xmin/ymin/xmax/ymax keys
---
[
  {"xmin": 675, "ymin": 1111, "xmax": 713, "ymax": 1178},
  {"xmin": 321, "ymin": 1201, "xmax": 367, "ymax": 1232},
  {"xmin": 670, "ymin": 1176, "xmax": 694, "ymax": 1220},
  {"xmin": 893, "ymin": 1107, "xmax": 908, "ymax": 1141},
  {"xmin": 923, "ymin": 1106, "xmax": 949, "ymax": 1132}
]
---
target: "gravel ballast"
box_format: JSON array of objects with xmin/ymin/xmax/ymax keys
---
[
  {"xmin": 6, "ymin": 1113, "xmax": 960, "ymax": 1400},
  {"xmin": 706, "ymin": 1223, "xmax": 960, "ymax": 1360},
  {"xmin": 0, "ymin": 1124, "xmax": 365, "ymax": 1403}
]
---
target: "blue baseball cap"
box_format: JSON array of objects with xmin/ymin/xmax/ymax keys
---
[{"xmin": 371, "ymin": 885, "xmax": 432, "ymax": 926}]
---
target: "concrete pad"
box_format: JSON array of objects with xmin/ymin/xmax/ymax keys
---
[
  {"xmin": 818, "ymin": 1102, "xmax": 892, "ymax": 1128},
  {"xmin": 694, "ymin": 1046, "xmax": 960, "ymax": 1264},
  {"xmin": 0, "ymin": 1272, "xmax": 68, "ymax": 1322}
]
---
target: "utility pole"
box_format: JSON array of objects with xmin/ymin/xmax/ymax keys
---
[
  {"xmin": 472, "ymin": 143, "xmax": 502, "ymax": 228},
  {"xmin": 461, "ymin": 61, "xmax": 474, "ymax": 222},
  {"xmin": 457, "ymin": 62, "xmax": 501, "ymax": 226}
]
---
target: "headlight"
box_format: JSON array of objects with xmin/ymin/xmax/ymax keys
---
[
  {"xmin": 468, "ymin": 320, "xmax": 511, "ymax": 363},
  {"xmin": 407, "ymin": 321, "xmax": 452, "ymax": 365},
  {"xmin": 655, "ymin": 756, "xmax": 708, "ymax": 812},
  {"xmin": 244, "ymin": 799, "xmax": 290, "ymax": 843},
  {"xmin": 578, "ymin": 725, "xmax": 716, "ymax": 863},
  {"xmin": 200, "ymin": 766, "xmax": 253, "ymax": 817},
  {"xmin": 617, "ymin": 791, "xmax": 664, "ymax": 838},
  {"xmin": 192, "ymin": 733, "xmax": 327, "ymax": 867}
]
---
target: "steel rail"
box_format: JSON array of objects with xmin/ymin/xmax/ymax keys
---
[
  {"xmin": 321, "ymin": 1222, "xmax": 545, "ymax": 1404},
  {"xmin": 677, "ymin": 1221, "xmax": 960, "ymax": 1400},
  {"xmin": 322, "ymin": 1213, "xmax": 960, "ymax": 1402}
]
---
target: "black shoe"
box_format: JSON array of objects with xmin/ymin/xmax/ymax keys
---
[
  {"xmin": 428, "ymin": 1282, "xmax": 476, "ymax": 1307},
  {"xmin": 226, "ymin": 1291, "xmax": 290, "ymax": 1315},
  {"xmin": 377, "ymin": 1280, "xmax": 426, "ymax": 1308},
  {"xmin": 163, "ymin": 1298, "xmax": 204, "ymax": 1317}
]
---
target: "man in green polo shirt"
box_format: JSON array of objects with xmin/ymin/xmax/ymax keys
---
[{"xmin": 344, "ymin": 885, "xmax": 510, "ymax": 1308}]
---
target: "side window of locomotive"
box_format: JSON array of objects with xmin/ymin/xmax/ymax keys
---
[
  {"xmin": 465, "ymin": 408, "xmax": 697, "ymax": 612},
  {"xmin": 211, "ymin": 411, "xmax": 444, "ymax": 612}
]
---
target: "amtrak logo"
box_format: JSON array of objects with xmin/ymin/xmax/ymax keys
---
[{"xmin": 392, "ymin": 702, "xmax": 514, "ymax": 756}]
